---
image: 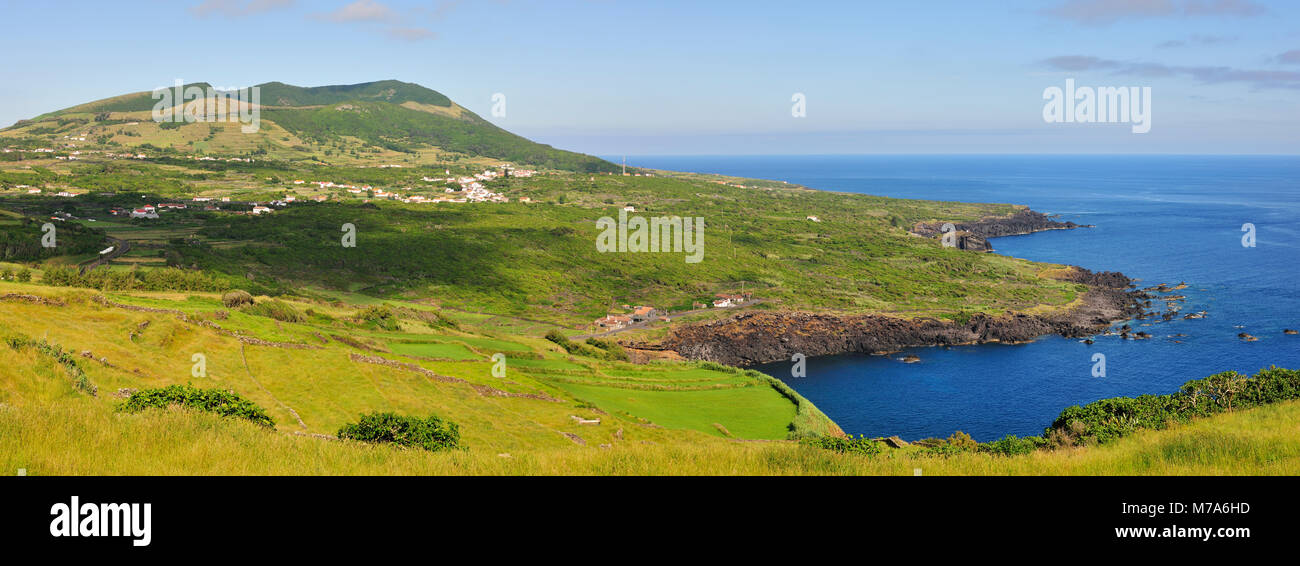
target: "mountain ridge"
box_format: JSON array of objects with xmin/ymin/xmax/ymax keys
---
[{"xmin": 3, "ymin": 80, "xmax": 617, "ymax": 173}]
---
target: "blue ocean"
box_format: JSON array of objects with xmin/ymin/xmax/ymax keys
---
[{"xmin": 620, "ymin": 155, "xmax": 1300, "ymax": 441}]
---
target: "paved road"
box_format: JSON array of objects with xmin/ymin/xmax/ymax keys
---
[{"xmin": 79, "ymin": 236, "xmax": 129, "ymax": 274}]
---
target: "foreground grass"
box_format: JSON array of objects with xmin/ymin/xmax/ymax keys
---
[
  {"xmin": 0, "ymin": 284, "xmax": 805, "ymax": 449},
  {"xmin": 4, "ymin": 397, "xmax": 1297, "ymax": 475}
]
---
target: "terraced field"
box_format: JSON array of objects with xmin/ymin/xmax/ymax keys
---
[{"xmin": 511, "ymin": 360, "xmax": 801, "ymax": 439}]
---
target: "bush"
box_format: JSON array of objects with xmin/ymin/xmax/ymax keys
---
[
  {"xmin": 222, "ymin": 289, "xmax": 254, "ymax": 308},
  {"xmin": 545, "ymin": 330, "xmax": 619, "ymax": 360},
  {"xmin": 118, "ymin": 385, "xmax": 275, "ymax": 427},
  {"xmin": 945, "ymin": 430, "xmax": 978, "ymax": 450},
  {"xmin": 584, "ymin": 337, "xmax": 629, "ymax": 361},
  {"xmin": 697, "ymin": 360, "xmax": 740, "ymax": 374},
  {"xmin": 39, "ymin": 265, "xmax": 228, "ymax": 292},
  {"xmin": 337, "ymin": 412, "xmax": 460, "ymax": 452},
  {"xmin": 1044, "ymin": 367, "xmax": 1300, "ymax": 447},
  {"xmin": 5, "ymin": 336, "xmax": 96, "ymax": 396},
  {"xmin": 544, "ymin": 329, "xmax": 569, "ymax": 346},
  {"xmin": 981, "ymin": 435, "xmax": 1046, "ymax": 456},
  {"xmin": 242, "ymin": 299, "xmax": 305, "ymax": 323},
  {"xmin": 801, "ymin": 434, "xmax": 882, "ymax": 456},
  {"xmin": 1046, "ymin": 394, "xmax": 1180, "ymax": 446},
  {"xmin": 353, "ymin": 305, "xmax": 400, "ymax": 330}
]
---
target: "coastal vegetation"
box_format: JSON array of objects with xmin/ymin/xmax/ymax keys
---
[{"xmin": 798, "ymin": 367, "xmax": 1300, "ymax": 459}]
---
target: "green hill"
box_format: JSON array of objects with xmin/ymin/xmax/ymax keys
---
[
  {"xmin": 257, "ymin": 80, "xmax": 453, "ymax": 108},
  {"xmin": 4, "ymin": 80, "xmax": 617, "ymax": 173},
  {"xmin": 263, "ymin": 100, "xmax": 611, "ymax": 171}
]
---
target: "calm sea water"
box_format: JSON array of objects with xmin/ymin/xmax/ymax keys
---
[{"xmin": 620, "ymin": 155, "xmax": 1300, "ymax": 441}]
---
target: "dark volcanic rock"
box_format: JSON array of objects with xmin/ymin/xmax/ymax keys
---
[
  {"xmin": 912, "ymin": 208, "xmax": 1091, "ymax": 250},
  {"xmin": 660, "ymin": 268, "xmax": 1148, "ymax": 366}
]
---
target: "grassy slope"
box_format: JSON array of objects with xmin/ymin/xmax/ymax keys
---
[
  {"xmin": 0, "ymin": 160, "xmax": 1081, "ymax": 327},
  {"xmin": 0, "ymin": 284, "xmax": 809, "ymax": 451},
  {"xmin": 168, "ymin": 173, "xmax": 1079, "ymax": 325}
]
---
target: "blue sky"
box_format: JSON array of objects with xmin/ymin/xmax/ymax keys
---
[{"xmin": 1, "ymin": 0, "xmax": 1298, "ymax": 154}]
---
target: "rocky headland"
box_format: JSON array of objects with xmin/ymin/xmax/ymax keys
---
[
  {"xmin": 653, "ymin": 267, "xmax": 1147, "ymax": 367},
  {"xmin": 910, "ymin": 208, "xmax": 1092, "ymax": 252}
]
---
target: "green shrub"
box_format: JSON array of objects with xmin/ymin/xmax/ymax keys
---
[
  {"xmin": 242, "ymin": 299, "xmax": 305, "ymax": 322},
  {"xmin": 545, "ymin": 330, "xmax": 620, "ymax": 360},
  {"xmin": 40, "ymin": 265, "xmax": 227, "ymax": 292},
  {"xmin": 544, "ymin": 329, "xmax": 569, "ymax": 346},
  {"xmin": 337, "ymin": 412, "xmax": 461, "ymax": 452},
  {"xmin": 353, "ymin": 305, "xmax": 399, "ymax": 330},
  {"xmin": 945, "ymin": 430, "xmax": 978, "ymax": 451},
  {"xmin": 222, "ymin": 289, "xmax": 254, "ymax": 308},
  {"xmin": 697, "ymin": 360, "xmax": 740, "ymax": 374},
  {"xmin": 5, "ymin": 336, "xmax": 96, "ymax": 396},
  {"xmin": 386, "ymin": 306, "xmax": 456, "ymax": 329},
  {"xmin": 981, "ymin": 435, "xmax": 1046, "ymax": 456},
  {"xmin": 584, "ymin": 337, "xmax": 629, "ymax": 361},
  {"xmin": 1044, "ymin": 367, "xmax": 1300, "ymax": 447},
  {"xmin": 801, "ymin": 434, "xmax": 882, "ymax": 456},
  {"xmin": 118, "ymin": 385, "xmax": 275, "ymax": 427},
  {"xmin": 1046, "ymin": 394, "xmax": 1181, "ymax": 446}
]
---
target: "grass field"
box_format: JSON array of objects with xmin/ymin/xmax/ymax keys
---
[{"xmin": 0, "ymin": 283, "xmax": 809, "ymax": 452}]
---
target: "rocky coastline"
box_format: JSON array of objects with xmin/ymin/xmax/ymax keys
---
[
  {"xmin": 641, "ymin": 207, "xmax": 1145, "ymax": 366},
  {"xmin": 654, "ymin": 268, "xmax": 1147, "ymax": 367},
  {"xmin": 910, "ymin": 208, "xmax": 1092, "ymax": 252}
]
